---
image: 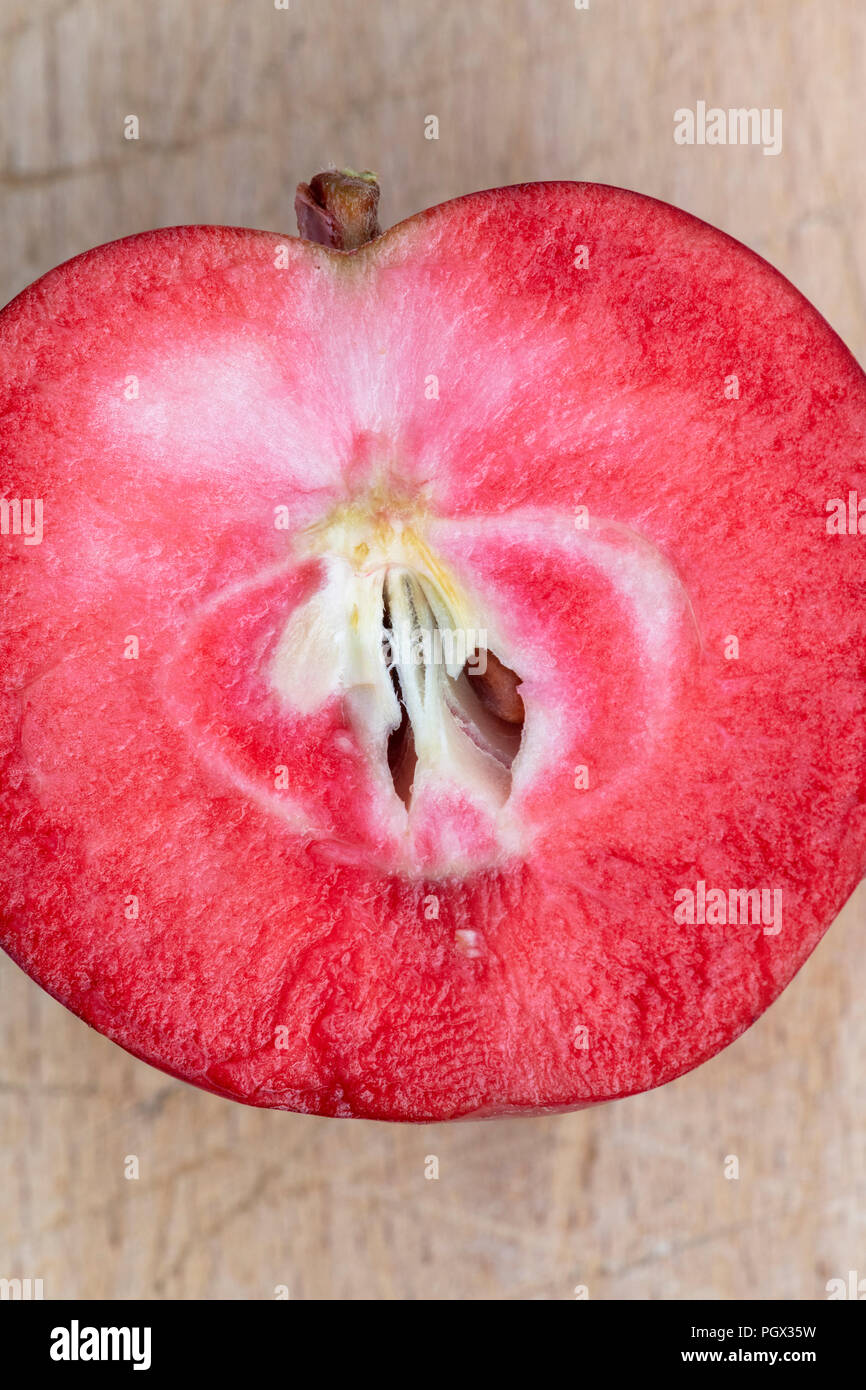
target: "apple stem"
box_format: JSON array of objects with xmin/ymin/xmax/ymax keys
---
[{"xmin": 295, "ymin": 168, "xmax": 382, "ymax": 250}]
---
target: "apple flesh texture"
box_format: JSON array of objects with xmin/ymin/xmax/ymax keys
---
[{"xmin": 2, "ymin": 183, "xmax": 866, "ymax": 1122}]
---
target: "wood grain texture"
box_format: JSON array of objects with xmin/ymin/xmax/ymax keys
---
[{"xmin": 1, "ymin": 0, "xmax": 864, "ymax": 1301}]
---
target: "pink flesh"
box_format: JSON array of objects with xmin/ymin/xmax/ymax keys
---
[{"xmin": 1, "ymin": 183, "xmax": 865, "ymax": 1120}]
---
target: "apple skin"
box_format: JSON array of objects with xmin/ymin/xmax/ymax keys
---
[{"xmin": 1, "ymin": 182, "xmax": 865, "ymax": 1121}]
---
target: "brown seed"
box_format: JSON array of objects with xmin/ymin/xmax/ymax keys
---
[{"xmin": 466, "ymin": 650, "xmax": 525, "ymax": 725}]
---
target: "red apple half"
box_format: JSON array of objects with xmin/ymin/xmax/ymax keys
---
[{"xmin": 1, "ymin": 180, "xmax": 865, "ymax": 1121}]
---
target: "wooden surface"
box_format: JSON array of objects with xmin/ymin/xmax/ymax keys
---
[{"xmin": 1, "ymin": 0, "xmax": 864, "ymax": 1301}]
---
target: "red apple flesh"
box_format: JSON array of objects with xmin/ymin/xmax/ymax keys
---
[{"xmin": 1, "ymin": 180, "xmax": 865, "ymax": 1120}]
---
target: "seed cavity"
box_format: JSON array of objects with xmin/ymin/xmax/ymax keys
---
[
  {"xmin": 466, "ymin": 650, "xmax": 525, "ymax": 725},
  {"xmin": 444, "ymin": 664, "xmax": 524, "ymax": 769},
  {"xmin": 271, "ymin": 494, "xmax": 527, "ymax": 821},
  {"xmin": 381, "ymin": 568, "xmax": 524, "ymax": 810},
  {"xmin": 383, "ymin": 585, "xmax": 418, "ymax": 809}
]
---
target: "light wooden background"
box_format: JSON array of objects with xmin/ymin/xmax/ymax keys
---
[{"xmin": 1, "ymin": 0, "xmax": 864, "ymax": 1301}]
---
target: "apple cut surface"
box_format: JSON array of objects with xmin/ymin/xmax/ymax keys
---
[{"xmin": 1, "ymin": 182, "xmax": 865, "ymax": 1120}]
